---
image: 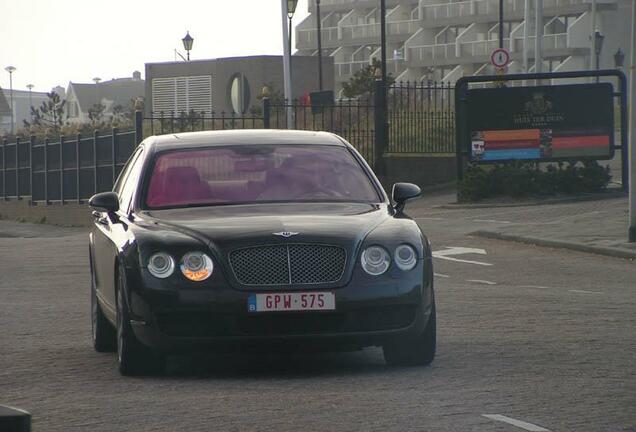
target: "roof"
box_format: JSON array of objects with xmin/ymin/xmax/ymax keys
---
[
  {"xmin": 147, "ymin": 129, "xmax": 346, "ymax": 150},
  {"xmin": 0, "ymin": 87, "xmax": 10, "ymax": 115},
  {"xmin": 69, "ymin": 79, "xmax": 144, "ymax": 112}
]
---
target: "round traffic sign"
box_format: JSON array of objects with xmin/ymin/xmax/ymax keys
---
[{"xmin": 491, "ymin": 48, "xmax": 510, "ymax": 69}]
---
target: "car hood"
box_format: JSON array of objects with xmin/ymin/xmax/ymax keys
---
[{"xmin": 140, "ymin": 202, "xmax": 391, "ymax": 252}]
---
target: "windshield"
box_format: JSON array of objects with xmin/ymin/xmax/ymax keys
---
[{"xmin": 144, "ymin": 145, "xmax": 380, "ymax": 209}]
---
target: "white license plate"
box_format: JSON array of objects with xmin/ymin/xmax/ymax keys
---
[{"xmin": 247, "ymin": 292, "xmax": 335, "ymax": 312}]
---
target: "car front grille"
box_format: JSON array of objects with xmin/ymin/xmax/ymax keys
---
[{"xmin": 229, "ymin": 244, "xmax": 346, "ymax": 286}]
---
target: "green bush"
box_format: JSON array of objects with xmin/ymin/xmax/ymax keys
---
[{"xmin": 458, "ymin": 160, "xmax": 611, "ymax": 202}]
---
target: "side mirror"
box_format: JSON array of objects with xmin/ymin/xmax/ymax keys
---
[
  {"xmin": 89, "ymin": 191, "xmax": 119, "ymax": 213},
  {"xmin": 392, "ymin": 182, "xmax": 421, "ymax": 214}
]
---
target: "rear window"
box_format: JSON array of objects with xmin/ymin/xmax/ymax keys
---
[{"xmin": 144, "ymin": 145, "xmax": 380, "ymax": 209}]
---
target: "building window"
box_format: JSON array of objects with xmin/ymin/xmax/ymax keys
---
[
  {"xmin": 228, "ymin": 74, "xmax": 251, "ymax": 114},
  {"xmin": 152, "ymin": 76, "xmax": 212, "ymax": 115},
  {"xmin": 67, "ymin": 101, "xmax": 78, "ymax": 118}
]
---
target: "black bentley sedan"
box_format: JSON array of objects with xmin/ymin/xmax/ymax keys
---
[{"xmin": 88, "ymin": 130, "xmax": 435, "ymax": 375}]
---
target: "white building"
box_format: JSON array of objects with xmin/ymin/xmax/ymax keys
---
[
  {"xmin": 294, "ymin": 0, "xmax": 632, "ymax": 93},
  {"xmin": 0, "ymin": 87, "xmax": 52, "ymax": 134},
  {"xmin": 65, "ymin": 72, "xmax": 144, "ymax": 124}
]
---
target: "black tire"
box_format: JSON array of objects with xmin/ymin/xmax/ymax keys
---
[
  {"xmin": 116, "ymin": 267, "xmax": 165, "ymax": 376},
  {"xmin": 383, "ymin": 301, "xmax": 436, "ymax": 367},
  {"xmin": 91, "ymin": 256, "xmax": 116, "ymax": 353}
]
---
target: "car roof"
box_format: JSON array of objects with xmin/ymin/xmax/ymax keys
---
[{"xmin": 144, "ymin": 129, "xmax": 347, "ymax": 151}]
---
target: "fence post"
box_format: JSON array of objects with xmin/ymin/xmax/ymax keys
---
[
  {"xmin": 60, "ymin": 136, "xmax": 65, "ymax": 205},
  {"xmin": 262, "ymin": 86, "xmax": 271, "ymax": 129},
  {"xmin": 112, "ymin": 127, "xmax": 118, "ymax": 186},
  {"xmin": 44, "ymin": 137, "xmax": 49, "ymax": 205},
  {"xmin": 93, "ymin": 130, "xmax": 98, "ymax": 196},
  {"xmin": 76, "ymin": 134, "xmax": 81, "ymax": 204},
  {"xmin": 373, "ymin": 79, "xmax": 387, "ymax": 174},
  {"xmin": 2, "ymin": 139, "xmax": 6, "ymax": 200},
  {"xmin": 134, "ymin": 102, "xmax": 143, "ymax": 145},
  {"xmin": 15, "ymin": 137, "xmax": 20, "ymax": 200},
  {"xmin": 454, "ymin": 79, "xmax": 468, "ymax": 203},
  {"xmin": 29, "ymin": 135, "xmax": 35, "ymax": 202}
]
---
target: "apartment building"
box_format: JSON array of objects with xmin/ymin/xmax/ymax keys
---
[{"xmin": 294, "ymin": 0, "xmax": 632, "ymax": 94}]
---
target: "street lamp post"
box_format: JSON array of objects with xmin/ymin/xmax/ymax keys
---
[
  {"xmin": 316, "ymin": 0, "xmax": 323, "ymax": 91},
  {"xmin": 594, "ymin": 29, "xmax": 605, "ymax": 70},
  {"xmin": 4, "ymin": 66, "xmax": 16, "ymax": 135},
  {"xmin": 182, "ymin": 31, "xmax": 194, "ymax": 61},
  {"xmin": 92, "ymin": 77, "xmax": 101, "ymax": 107},
  {"xmin": 26, "ymin": 84, "xmax": 34, "ymax": 122},
  {"xmin": 629, "ymin": 2, "xmax": 636, "ymax": 241},
  {"xmin": 594, "ymin": 29, "xmax": 604, "ymax": 83},
  {"xmin": 498, "ymin": 0, "xmax": 504, "ymax": 49},
  {"xmin": 380, "ymin": 0, "xmax": 387, "ymax": 84},
  {"xmin": 287, "ymin": 0, "xmax": 298, "ymax": 81}
]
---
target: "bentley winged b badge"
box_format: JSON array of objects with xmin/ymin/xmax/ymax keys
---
[{"xmin": 273, "ymin": 231, "xmax": 299, "ymax": 238}]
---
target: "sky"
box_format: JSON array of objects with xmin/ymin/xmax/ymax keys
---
[{"xmin": 0, "ymin": 0, "xmax": 310, "ymax": 93}]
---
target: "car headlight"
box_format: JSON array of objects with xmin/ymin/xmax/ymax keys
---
[
  {"xmin": 148, "ymin": 252, "xmax": 175, "ymax": 279},
  {"xmin": 361, "ymin": 246, "xmax": 390, "ymax": 275},
  {"xmin": 394, "ymin": 244, "xmax": 417, "ymax": 271},
  {"xmin": 180, "ymin": 251, "xmax": 214, "ymax": 281}
]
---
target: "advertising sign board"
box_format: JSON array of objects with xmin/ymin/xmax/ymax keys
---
[{"xmin": 467, "ymin": 83, "xmax": 614, "ymax": 162}]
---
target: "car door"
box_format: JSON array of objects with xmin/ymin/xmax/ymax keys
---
[{"xmin": 92, "ymin": 148, "xmax": 144, "ymax": 318}]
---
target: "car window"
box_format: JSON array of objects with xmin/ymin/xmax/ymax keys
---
[
  {"xmin": 144, "ymin": 145, "xmax": 380, "ymax": 209},
  {"xmin": 113, "ymin": 148, "xmax": 142, "ymax": 196},
  {"xmin": 118, "ymin": 148, "xmax": 145, "ymax": 214}
]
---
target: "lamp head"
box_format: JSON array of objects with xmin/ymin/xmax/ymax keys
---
[{"xmin": 182, "ymin": 31, "xmax": 194, "ymax": 52}]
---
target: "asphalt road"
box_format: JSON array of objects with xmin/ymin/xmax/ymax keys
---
[{"xmin": 1, "ymin": 198, "xmax": 635, "ymax": 432}]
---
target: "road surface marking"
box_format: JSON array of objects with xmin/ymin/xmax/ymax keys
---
[
  {"xmin": 473, "ymin": 219, "xmax": 511, "ymax": 224},
  {"xmin": 482, "ymin": 414, "xmax": 551, "ymax": 431},
  {"xmin": 519, "ymin": 285, "xmax": 550, "ymax": 289},
  {"xmin": 467, "ymin": 279, "xmax": 497, "ymax": 285},
  {"xmin": 569, "ymin": 289, "xmax": 603, "ymax": 294},
  {"xmin": 432, "ymin": 247, "xmax": 493, "ymax": 266},
  {"xmin": 434, "ymin": 273, "xmax": 450, "ymax": 278}
]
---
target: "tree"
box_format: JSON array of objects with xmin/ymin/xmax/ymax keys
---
[
  {"xmin": 88, "ymin": 103, "xmax": 106, "ymax": 123},
  {"xmin": 24, "ymin": 91, "xmax": 66, "ymax": 132},
  {"xmin": 341, "ymin": 58, "xmax": 395, "ymax": 99}
]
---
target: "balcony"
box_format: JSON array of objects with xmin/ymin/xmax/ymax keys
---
[
  {"xmin": 307, "ymin": 0, "xmax": 410, "ymax": 13},
  {"xmin": 387, "ymin": 20, "xmax": 422, "ymax": 37},
  {"xmin": 335, "ymin": 58, "xmax": 406, "ymax": 80},
  {"xmin": 335, "ymin": 61, "xmax": 370, "ymax": 78},
  {"xmin": 298, "ymin": 19, "xmax": 421, "ymax": 50},
  {"xmin": 297, "ymin": 26, "xmax": 340, "ymax": 49},
  {"xmin": 407, "ymin": 33, "xmax": 569, "ymax": 66},
  {"xmin": 420, "ymin": 0, "xmax": 605, "ymax": 24}
]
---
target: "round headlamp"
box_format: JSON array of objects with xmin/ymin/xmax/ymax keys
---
[
  {"xmin": 394, "ymin": 244, "xmax": 417, "ymax": 271},
  {"xmin": 148, "ymin": 252, "xmax": 175, "ymax": 279},
  {"xmin": 361, "ymin": 246, "xmax": 390, "ymax": 276},
  {"xmin": 180, "ymin": 252, "xmax": 214, "ymax": 281}
]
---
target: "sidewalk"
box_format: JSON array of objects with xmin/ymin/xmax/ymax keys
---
[{"xmin": 411, "ymin": 190, "xmax": 636, "ymax": 260}]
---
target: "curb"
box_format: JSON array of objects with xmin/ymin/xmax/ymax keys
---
[
  {"xmin": 435, "ymin": 190, "xmax": 627, "ymax": 209},
  {"xmin": 471, "ymin": 230, "xmax": 636, "ymax": 260}
]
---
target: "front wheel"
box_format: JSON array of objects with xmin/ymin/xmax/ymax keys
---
[
  {"xmin": 116, "ymin": 268, "xmax": 165, "ymax": 376},
  {"xmin": 383, "ymin": 301, "xmax": 436, "ymax": 367}
]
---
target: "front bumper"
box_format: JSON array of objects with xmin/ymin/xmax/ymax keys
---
[{"xmin": 126, "ymin": 263, "xmax": 433, "ymax": 352}]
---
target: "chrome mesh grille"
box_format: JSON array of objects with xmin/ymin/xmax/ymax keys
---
[{"xmin": 229, "ymin": 244, "xmax": 346, "ymax": 286}]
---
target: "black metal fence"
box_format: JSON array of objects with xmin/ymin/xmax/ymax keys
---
[
  {"xmin": 265, "ymin": 100, "xmax": 376, "ymax": 164},
  {"xmin": 0, "ymin": 81, "xmax": 455, "ymax": 204},
  {"xmin": 388, "ymin": 81, "xmax": 455, "ymax": 153},
  {"xmin": 0, "ymin": 130, "xmax": 136, "ymax": 203},
  {"xmin": 145, "ymin": 111, "xmax": 265, "ymax": 136}
]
